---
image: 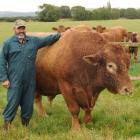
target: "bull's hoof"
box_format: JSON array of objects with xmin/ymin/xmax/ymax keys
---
[
  {"xmin": 84, "ymin": 116, "xmax": 92, "ymax": 124},
  {"xmin": 71, "ymin": 122, "xmax": 81, "ymax": 132},
  {"xmin": 38, "ymin": 113, "xmax": 48, "ymax": 118},
  {"xmin": 71, "ymin": 126, "xmax": 81, "ymax": 132}
]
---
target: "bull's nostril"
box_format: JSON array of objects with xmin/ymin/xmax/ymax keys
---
[
  {"xmin": 119, "ymin": 86, "xmax": 133, "ymax": 96},
  {"xmin": 124, "ymin": 88, "xmax": 129, "ymax": 93}
]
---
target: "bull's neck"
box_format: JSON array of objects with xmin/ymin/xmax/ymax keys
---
[{"xmin": 92, "ymin": 67, "xmax": 106, "ymax": 93}]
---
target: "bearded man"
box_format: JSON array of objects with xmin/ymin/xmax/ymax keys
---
[{"xmin": 0, "ymin": 19, "xmax": 61, "ymax": 130}]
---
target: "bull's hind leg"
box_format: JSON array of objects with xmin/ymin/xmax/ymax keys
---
[
  {"xmin": 35, "ymin": 94, "xmax": 48, "ymax": 117},
  {"xmin": 59, "ymin": 81, "xmax": 80, "ymax": 130},
  {"xmin": 47, "ymin": 96, "xmax": 55, "ymax": 107}
]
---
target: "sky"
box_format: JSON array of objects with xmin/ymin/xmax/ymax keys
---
[{"xmin": 0, "ymin": 0, "xmax": 140, "ymax": 12}]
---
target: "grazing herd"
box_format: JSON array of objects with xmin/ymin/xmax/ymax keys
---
[
  {"xmin": 28, "ymin": 24, "xmax": 138, "ymax": 130},
  {"xmin": 93, "ymin": 25, "xmax": 127, "ymax": 42}
]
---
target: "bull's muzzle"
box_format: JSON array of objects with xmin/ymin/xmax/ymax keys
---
[{"xmin": 119, "ymin": 85, "xmax": 133, "ymax": 96}]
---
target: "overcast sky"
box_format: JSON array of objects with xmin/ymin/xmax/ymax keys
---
[{"xmin": 0, "ymin": 0, "xmax": 140, "ymax": 12}]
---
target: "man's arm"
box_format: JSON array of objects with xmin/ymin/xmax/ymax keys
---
[
  {"xmin": 35, "ymin": 33, "xmax": 61, "ymax": 49},
  {"xmin": 0, "ymin": 42, "xmax": 9, "ymax": 82}
]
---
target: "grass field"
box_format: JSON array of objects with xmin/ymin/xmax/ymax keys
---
[{"xmin": 0, "ymin": 19, "xmax": 140, "ymax": 140}]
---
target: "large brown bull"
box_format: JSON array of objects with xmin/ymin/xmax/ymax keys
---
[
  {"xmin": 34, "ymin": 25, "xmax": 93, "ymax": 113},
  {"xmin": 35, "ymin": 29, "xmax": 132, "ymax": 130},
  {"xmin": 93, "ymin": 25, "xmax": 127, "ymax": 42}
]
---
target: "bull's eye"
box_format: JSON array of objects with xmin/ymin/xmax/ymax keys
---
[
  {"xmin": 108, "ymin": 64, "xmax": 113, "ymax": 68},
  {"xmin": 106, "ymin": 62, "xmax": 117, "ymax": 74}
]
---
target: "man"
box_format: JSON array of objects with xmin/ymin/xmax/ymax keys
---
[{"xmin": 0, "ymin": 19, "xmax": 61, "ymax": 130}]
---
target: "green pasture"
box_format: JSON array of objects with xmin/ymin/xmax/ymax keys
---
[{"xmin": 0, "ymin": 19, "xmax": 140, "ymax": 140}]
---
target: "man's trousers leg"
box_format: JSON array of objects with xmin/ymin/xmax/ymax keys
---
[
  {"xmin": 3, "ymin": 86, "xmax": 22, "ymax": 122},
  {"xmin": 20, "ymin": 84, "xmax": 35, "ymax": 124}
]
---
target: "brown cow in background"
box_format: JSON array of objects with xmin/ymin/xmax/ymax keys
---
[
  {"xmin": 52, "ymin": 25, "xmax": 71, "ymax": 32},
  {"xmin": 124, "ymin": 32, "xmax": 139, "ymax": 62},
  {"xmin": 35, "ymin": 28, "xmax": 132, "ymax": 130},
  {"xmin": 52, "ymin": 24, "xmax": 93, "ymax": 32},
  {"xmin": 93, "ymin": 25, "xmax": 127, "ymax": 42},
  {"xmin": 93, "ymin": 25, "xmax": 106, "ymax": 33},
  {"xmin": 72, "ymin": 25, "xmax": 92, "ymax": 32}
]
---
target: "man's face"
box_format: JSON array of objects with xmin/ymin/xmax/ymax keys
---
[
  {"xmin": 14, "ymin": 26, "xmax": 26, "ymax": 43},
  {"xmin": 14, "ymin": 26, "xmax": 26, "ymax": 39},
  {"xmin": 14, "ymin": 26, "xmax": 26, "ymax": 35}
]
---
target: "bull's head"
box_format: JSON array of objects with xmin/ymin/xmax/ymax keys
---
[{"xmin": 83, "ymin": 44, "xmax": 133, "ymax": 96}]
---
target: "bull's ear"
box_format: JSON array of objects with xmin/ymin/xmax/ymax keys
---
[
  {"xmin": 83, "ymin": 54, "xmax": 102, "ymax": 65},
  {"xmin": 65, "ymin": 27, "xmax": 71, "ymax": 30},
  {"xmin": 52, "ymin": 27, "xmax": 58, "ymax": 31},
  {"xmin": 92, "ymin": 27, "xmax": 96, "ymax": 30}
]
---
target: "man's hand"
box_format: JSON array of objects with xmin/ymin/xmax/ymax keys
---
[{"xmin": 2, "ymin": 80, "xmax": 10, "ymax": 88}]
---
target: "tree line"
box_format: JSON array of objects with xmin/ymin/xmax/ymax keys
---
[
  {"xmin": 37, "ymin": 2, "xmax": 140, "ymax": 21},
  {"xmin": 1, "ymin": 2, "xmax": 140, "ymax": 22}
]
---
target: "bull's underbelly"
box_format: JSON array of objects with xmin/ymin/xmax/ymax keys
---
[{"xmin": 36, "ymin": 61, "xmax": 60, "ymax": 96}]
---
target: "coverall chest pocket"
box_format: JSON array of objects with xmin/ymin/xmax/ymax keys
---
[{"xmin": 9, "ymin": 48, "xmax": 21, "ymax": 59}]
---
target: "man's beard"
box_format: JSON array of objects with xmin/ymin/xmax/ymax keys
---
[
  {"xmin": 17, "ymin": 32, "xmax": 26, "ymax": 40},
  {"xmin": 16, "ymin": 32, "xmax": 26, "ymax": 44}
]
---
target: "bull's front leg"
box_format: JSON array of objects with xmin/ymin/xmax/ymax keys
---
[
  {"xmin": 59, "ymin": 81, "xmax": 81, "ymax": 130},
  {"xmin": 84, "ymin": 93, "xmax": 99, "ymax": 124},
  {"xmin": 47, "ymin": 96, "xmax": 55, "ymax": 107},
  {"xmin": 84, "ymin": 108, "xmax": 92, "ymax": 124}
]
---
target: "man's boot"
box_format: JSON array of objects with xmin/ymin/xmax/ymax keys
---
[
  {"xmin": 3, "ymin": 121, "xmax": 11, "ymax": 131},
  {"xmin": 21, "ymin": 118, "xmax": 30, "ymax": 127}
]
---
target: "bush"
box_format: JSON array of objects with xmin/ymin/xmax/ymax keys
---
[{"xmin": 38, "ymin": 4, "xmax": 60, "ymax": 22}]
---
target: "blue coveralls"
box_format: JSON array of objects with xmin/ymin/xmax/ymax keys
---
[{"xmin": 0, "ymin": 33, "xmax": 60, "ymax": 122}]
